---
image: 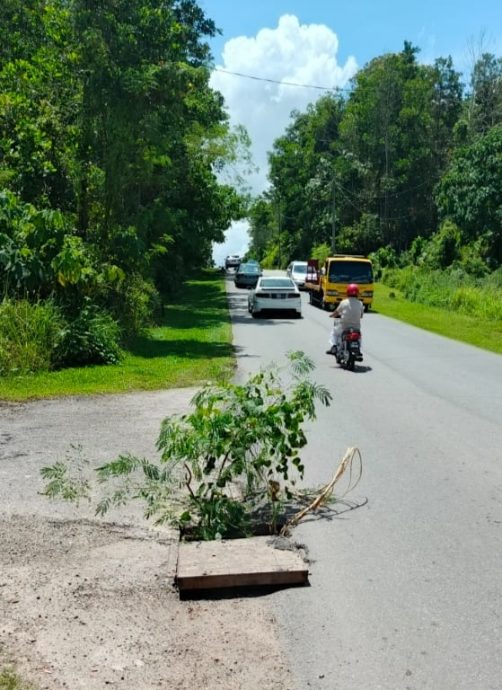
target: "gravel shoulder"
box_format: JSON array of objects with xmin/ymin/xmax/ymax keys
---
[{"xmin": 0, "ymin": 391, "xmax": 295, "ymax": 690}]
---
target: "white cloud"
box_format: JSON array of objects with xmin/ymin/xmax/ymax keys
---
[
  {"xmin": 211, "ymin": 14, "xmax": 357, "ymax": 195},
  {"xmin": 210, "ymin": 15, "xmax": 357, "ymax": 262}
]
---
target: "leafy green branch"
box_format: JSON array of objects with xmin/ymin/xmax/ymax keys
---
[{"xmin": 41, "ymin": 351, "xmax": 332, "ymax": 540}]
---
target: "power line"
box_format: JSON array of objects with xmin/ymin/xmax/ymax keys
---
[
  {"xmin": 213, "ymin": 67, "xmax": 350, "ymax": 92},
  {"xmin": 212, "ymin": 66, "xmax": 456, "ymax": 97},
  {"xmin": 335, "ymin": 183, "xmax": 366, "ymax": 214}
]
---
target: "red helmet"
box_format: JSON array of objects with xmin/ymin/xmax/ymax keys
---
[{"xmin": 347, "ymin": 283, "xmax": 359, "ymax": 297}]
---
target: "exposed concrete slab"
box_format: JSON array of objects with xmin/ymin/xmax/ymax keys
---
[{"xmin": 176, "ymin": 536, "xmax": 309, "ymax": 591}]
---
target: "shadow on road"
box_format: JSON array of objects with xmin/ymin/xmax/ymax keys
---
[
  {"xmin": 328, "ymin": 362, "xmax": 373, "ymax": 374},
  {"xmin": 290, "ymin": 497, "xmax": 369, "ymax": 525},
  {"xmin": 231, "ymin": 314, "xmax": 302, "ymax": 326},
  {"xmin": 326, "ymin": 357, "xmax": 373, "ymax": 374},
  {"xmin": 233, "ymin": 345, "xmax": 260, "ymax": 360},
  {"xmin": 179, "ymin": 581, "xmax": 310, "ymax": 601}
]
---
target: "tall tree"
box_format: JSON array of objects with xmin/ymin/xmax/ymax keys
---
[
  {"xmin": 0, "ymin": 1, "xmax": 78, "ymax": 209},
  {"xmin": 333, "ymin": 43, "xmax": 463, "ymax": 251},
  {"xmin": 252, "ymin": 43, "xmax": 465, "ymax": 263},
  {"xmin": 1, "ymin": 0, "xmax": 247, "ymax": 325},
  {"xmin": 72, "ymin": 0, "xmax": 241, "ymax": 256},
  {"xmin": 248, "ymin": 194, "xmax": 275, "ymax": 261},
  {"xmin": 430, "ymin": 57, "xmax": 463, "ymax": 171},
  {"xmin": 339, "ymin": 43, "xmax": 440, "ymax": 249},
  {"xmin": 435, "ymin": 124, "xmax": 502, "ymax": 263},
  {"xmin": 267, "ymin": 93, "xmax": 345, "ymax": 260},
  {"xmin": 470, "ymin": 53, "xmax": 502, "ymax": 134}
]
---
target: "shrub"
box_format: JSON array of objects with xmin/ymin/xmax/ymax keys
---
[
  {"xmin": 381, "ymin": 266, "xmax": 502, "ymax": 321},
  {"xmin": 109, "ymin": 274, "xmax": 161, "ymax": 338},
  {"xmin": 337, "ymin": 213, "xmax": 382, "ymax": 256},
  {"xmin": 0, "ymin": 666, "xmax": 32, "ymax": 690},
  {"xmin": 420, "ymin": 220, "xmax": 462, "ymax": 270},
  {"xmin": 380, "ymin": 265, "xmax": 415, "ymax": 290},
  {"xmin": 450, "ymin": 286, "xmax": 502, "ymax": 320},
  {"xmin": 457, "ymin": 239, "xmax": 491, "ymax": 278},
  {"xmin": 55, "ymin": 299, "xmax": 122, "ymax": 367},
  {"xmin": 260, "ymin": 244, "xmax": 281, "ymax": 269},
  {"xmin": 405, "ymin": 236, "xmax": 428, "ymax": 265},
  {"xmin": 370, "ymin": 245, "xmax": 399, "ymax": 279},
  {"xmin": 41, "ymin": 352, "xmax": 332, "ymax": 540},
  {"xmin": 449, "ymin": 287, "xmax": 482, "ymax": 317},
  {"xmin": 485, "ymin": 267, "xmax": 502, "ymax": 289},
  {"xmin": 0, "ymin": 299, "xmax": 64, "ymax": 375},
  {"xmin": 310, "ymin": 242, "xmax": 331, "ymax": 264}
]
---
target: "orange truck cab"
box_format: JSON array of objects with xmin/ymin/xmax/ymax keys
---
[{"xmin": 305, "ymin": 255, "xmax": 374, "ymax": 311}]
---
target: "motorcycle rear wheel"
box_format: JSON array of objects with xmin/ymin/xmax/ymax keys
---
[{"xmin": 340, "ymin": 351, "xmax": 355, "ymax": 370}]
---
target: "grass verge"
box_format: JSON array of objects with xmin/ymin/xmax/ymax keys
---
[
  {"xmin": 0, "ymin": 667, "xmax": 32, "ymax": 690},
  {"xmin": 374, "ymin": 283, "xmax": 502, "ymax": 355},
  {"xmin": 0, "ymin": 272, "xmax": 234, "ymax": 401}
]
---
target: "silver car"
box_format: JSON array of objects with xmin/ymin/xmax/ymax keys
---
[
  {"xmin": 225, "ymin": 254, "xmax": 241, "ymax": 269},
  {"xmin": 286, "ymin": 261, "xmax": 308, "ymax": 289},
  {"xmin": 248, "ymin": 277, "xmax": 302, "ymax": 319}
]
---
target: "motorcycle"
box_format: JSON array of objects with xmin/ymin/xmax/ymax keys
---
[{"xmin": 336, "ymin": 327, "xmax": 363, "ymax": 371}]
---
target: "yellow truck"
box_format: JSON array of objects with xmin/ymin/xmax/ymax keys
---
[{"xmin": 305, "ymin": 255, "xmax": 374, "ymax": 311}]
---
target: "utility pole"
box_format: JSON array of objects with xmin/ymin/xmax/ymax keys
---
[
  {"xmin": 331, "ymin": 175, "xmax": 336, "ymax": 255},
  {"xmin": 276, "ymin": 195, "xmax": 282, "ymax": 268}
]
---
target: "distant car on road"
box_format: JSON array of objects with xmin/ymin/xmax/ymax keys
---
[
  {"xmin": 248, "ymin": 276, "xmax": 302, "ymax": 319},
  {"xmin": 225, "ymin": 254, "xmax": 241, "ymax": 269},
  {"xmin": 234, "ymin": 262, "xmax": 262, "ymax": 289},
  {"xmin": 286, "ymin": 260, "xmax": 308, "ymax": 289}
]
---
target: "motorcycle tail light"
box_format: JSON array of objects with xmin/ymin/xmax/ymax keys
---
[{"xmin": 346, "ymin": 331, "xmax": 361, "ymax": 342}]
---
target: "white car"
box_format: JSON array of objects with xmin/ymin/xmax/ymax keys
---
[
  {"xmin": 248, "ymin": 276, "xmax": 302, "ymax": 319},
  {"xmin": 225, "ymin": 254, "xmax": 241, "ymax": 269},
  {"xmin": 286, "ymin": 260, "xmax": 308, "ymax": 289}
]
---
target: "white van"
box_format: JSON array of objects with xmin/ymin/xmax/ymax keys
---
[{"xmin": 286, "ymin": 261, "xmax": 308, "ymax": 289}]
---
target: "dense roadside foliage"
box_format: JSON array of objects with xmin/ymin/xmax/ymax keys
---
[
  {"xmin": 0, "ymin": 0, "xmax": 246, "ymax": 374},
  {"xmin": 381, "ymin": 266, "xmax": 502, "ymax": 321},
  {"xmin": 247, "ymin": 44, "xmax": 502, "ymax": 292},
  {"xmin": 373, "ymin": 282, "xmax": 502, "ymax": 356},
  {"xmin": 435, "ymin": 125, "xmax": 502, "ymax": 265},
  {"xmin": 0, "ymin": 271, "xmax": 234, "ymax": 400}
]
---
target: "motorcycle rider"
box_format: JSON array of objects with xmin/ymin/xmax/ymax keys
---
[{"xmin": 326, "ymin": 283, "xmax": 364, "ymax": 355}]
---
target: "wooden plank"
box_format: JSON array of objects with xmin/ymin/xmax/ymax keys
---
[{"xmin": 176, "ymin": 536, "xmax": 309, "ymax": 591}]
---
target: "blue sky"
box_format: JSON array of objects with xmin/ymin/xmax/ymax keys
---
[
  {"xmin": 200, "ymin": 1, "xmax": 502, "ymax": 263},
  {"xmin": 202, "ymin": 0, "xmax": 501, "ymax": 72}
]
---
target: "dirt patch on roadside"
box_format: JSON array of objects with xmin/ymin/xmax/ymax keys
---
[
  {"xmin": 0, "ymin": 515, "xmax": 294, "ymax": 690},
  {"xmin": 0, "ymin": 391, "xmax": 296, "ymax": 690}
]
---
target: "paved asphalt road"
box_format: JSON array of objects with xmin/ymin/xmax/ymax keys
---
[{"xmin": 227, "ymin": 272, "xmax": 502, "ymax": 690}]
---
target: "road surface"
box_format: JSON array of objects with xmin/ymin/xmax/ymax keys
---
[{"xmin": 228, "ymin": 273, "xmax": 502, "ymax": 690}]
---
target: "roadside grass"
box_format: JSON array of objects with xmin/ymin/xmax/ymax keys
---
[
  {"xmin": 0, "ymin": 667, "xmax": 32, "ymax": 690},
  {"xmin": 374, "ymin": 283, "xmax": 502, "ymax": 355},
  {"xmin": 0, "ymin": 272, "xmax": 234, "ymax": 401}
]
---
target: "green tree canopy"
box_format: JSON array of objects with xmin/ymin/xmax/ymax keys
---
[
  {"xmin": 248, "ymin": 42, "xmax": 465, "ymax": 265},
  {"xmin": 0, "ymin": 0, "xmax": 248, "ymax": 327},
  {"xmin": 435, "ymin": 124, "xmax": 502, "ymax": 263}
]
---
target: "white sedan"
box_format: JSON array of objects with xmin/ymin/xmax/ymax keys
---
[{"xmin": 248, "ymin": 276, "xmax": 302, "ymax": 319}]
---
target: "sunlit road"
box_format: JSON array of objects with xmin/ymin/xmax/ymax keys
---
[{"xmin": 227, "ymin": 271, "xmax": 502, "ymax": 690}]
